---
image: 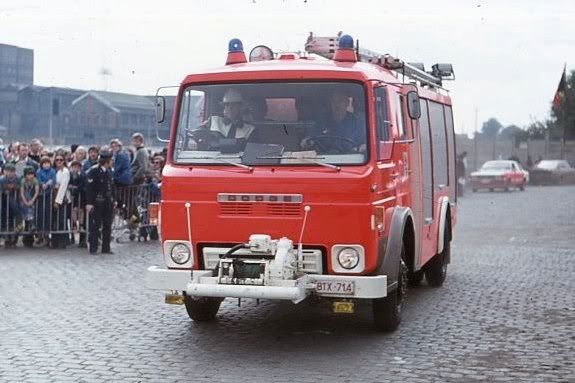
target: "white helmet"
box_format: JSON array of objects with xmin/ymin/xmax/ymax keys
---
[{"xmin": 222, "ymin": 89, "xmax": 243, "ymax": 104}]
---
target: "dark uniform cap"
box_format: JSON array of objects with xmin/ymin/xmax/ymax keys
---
[{"xmin": 98, "ymin": 148, "xmax": 113, "ymax": 159}]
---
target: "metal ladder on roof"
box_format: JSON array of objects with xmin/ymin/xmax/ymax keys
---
[{"xmin": 304, "ymin": 32, "xmax": 454, "ymax": 88}]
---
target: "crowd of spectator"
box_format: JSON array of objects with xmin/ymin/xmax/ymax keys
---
[{"xmin": 0, "ymin": 133, "xmax": 166, "ymax": 250}]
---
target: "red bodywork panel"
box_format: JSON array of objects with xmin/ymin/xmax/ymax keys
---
[{"xmin": 161, "ymin": 57, "xmax": 456, "ymax": 275}]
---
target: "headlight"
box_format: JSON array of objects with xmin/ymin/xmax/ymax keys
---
[
  {"xmin": 170, "ymin": 244, "xmax": 191, "ymax": 265},
  {"xmin": 337, "ymin": 247, "xmax": 360, "ymax": 269}
]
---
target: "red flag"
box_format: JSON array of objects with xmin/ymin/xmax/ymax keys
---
[{"xmin": 553, "ymin": 65, "xmax": 567, "ymax": 110}]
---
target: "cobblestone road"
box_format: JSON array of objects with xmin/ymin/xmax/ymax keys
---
[{"xmin": 1, "ymin": 186, "xmax": 574, "ymax": 383}]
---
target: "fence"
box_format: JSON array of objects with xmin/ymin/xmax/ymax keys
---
[
  {"xmin": 456, "ymin": 136, "xmax": 575, "ymax": 172},
  {"xmin": 0, "ymin": 183, "xmax": 160, "ymax": 245}
]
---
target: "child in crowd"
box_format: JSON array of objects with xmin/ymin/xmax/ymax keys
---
[
  {"xmin": 20, "ymin": 166, "xmax": 39, "ymax": 247},
  {"xmin": 36, "ymin": 157, "xmax": 56, "ymax": 246},
  {"xmin": 68, "ymin": 160, "xmax": 86, "ymax": 247},
  {"xmin": 0, "ymin": 163, "xmax": 21, "ymax": 248}
]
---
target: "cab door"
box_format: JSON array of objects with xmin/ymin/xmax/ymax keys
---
[{"xmin": 403, "ymin": 92, "xmax": 423, "ymax": 271}]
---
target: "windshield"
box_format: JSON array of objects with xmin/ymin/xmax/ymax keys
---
[
  {"xmin": 172, "ymin": 82, "xmax": 367, "ymax": 166},
  {"xmin": 481, "ymin": 161, "xmax": 511, "ymax": 170}
]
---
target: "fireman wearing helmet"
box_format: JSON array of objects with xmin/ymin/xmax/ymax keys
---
[
  {"xmin": 85, "ymin": 147, "xmax": 116, "ymax": 254},
  {"xmin": 187, "ymin": 89, "xmax": 255, "ymax": 150}
]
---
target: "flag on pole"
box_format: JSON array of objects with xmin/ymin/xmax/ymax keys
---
[{"xmin": 552, "ymin": 65, "xmax": 567, "ymax": 110}]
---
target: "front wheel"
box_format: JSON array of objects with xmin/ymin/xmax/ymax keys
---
[
  {"xmin": 184, "ymin": 295, "xmax": 222, "ymax": 322},
  {"xmin": 373, "ymin": 258, "xmax": 407, "ymax": 332}
]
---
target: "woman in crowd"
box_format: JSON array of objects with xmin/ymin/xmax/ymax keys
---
[
  {"xmin": 52, "ymin": 154, "xmax": 71, "ymax": 249},
  {"xmin": 73, "ymin": 146, "xmax": 87, "ymax": 164}
]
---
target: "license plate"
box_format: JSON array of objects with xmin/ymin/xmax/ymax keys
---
[
  {"xmin": 481, "ymin": 179, "xmax": 491, "ymax": 184},
  {"xmin": 333, "ymin": 301, "xmax": 355, "ymax": 314},
  {"xmin": 316, "ymin": 281, "xmax": 355, "ymax": 295}
]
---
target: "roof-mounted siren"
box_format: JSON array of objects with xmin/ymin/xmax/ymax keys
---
[
  {"xmin": 431, "ymin": 63, "xmax": 455, "ymax": 81},
  {"xmin": 226, "ymin": 38, "xmax": 247, "ymax": 65},
  {"xmin": 333, "ymin": 34, "xmax": 357, "ymax": 63}
]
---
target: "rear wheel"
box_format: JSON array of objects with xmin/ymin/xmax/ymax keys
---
[
  {"xmin": 373, "ymin": 245, "xmax": 408, "ymax": 332},
  {"xmin": 184, "ymin": 295, "xmax": 222, "ymax": 322},
  {"xmin": 519, "ymin": 181, "xmax": 526, "ymax": 191},
  {"xmin": 425, "ymin": 226, "xmax": 450, "ymax": 287}
]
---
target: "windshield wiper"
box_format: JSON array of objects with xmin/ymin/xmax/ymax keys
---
[
  {"xmin": 189, "ymin": 156, "xmax": 253, "ymax": 171},
  {"xmin": 257, "ymin": 156, "xmax": 341, "ymax": 172}
]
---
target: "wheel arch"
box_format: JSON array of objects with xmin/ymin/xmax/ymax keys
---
[
  {"xmin": 437, "ymin": 197, "xmax": 452, "ymax": 255},
  {"xmin": 377, "ymin": 206, "xmax": 415, "ymax": 290}
]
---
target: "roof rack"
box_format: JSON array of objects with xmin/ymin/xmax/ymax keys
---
[{"xmin": 305, "ymin": 32, "xmax": 454, "ymax": 88}]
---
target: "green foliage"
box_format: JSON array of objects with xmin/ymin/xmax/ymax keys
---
[{"xmin": 481, "ymin": 118, "xmax": 502, "ymax": 137}]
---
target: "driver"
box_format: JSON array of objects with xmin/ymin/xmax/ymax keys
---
[
  {"xmin": 187, "ymin": 89, "xmax": 255, "ymax": 150},
  {"xmin": 302, "ymin": 91, "xmax": 366, "ymax": 153}
]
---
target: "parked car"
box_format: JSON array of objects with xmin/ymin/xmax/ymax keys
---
[
  {"xmin": 530, "ymin": 160, "xmax": 575, "ymax": 185},
  {"xmin": 470, "ymin": 160, "xmax": 528, "ymax": 192}
]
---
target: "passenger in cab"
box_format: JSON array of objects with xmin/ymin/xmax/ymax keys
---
[
  {"xmin": 187, "ymin": 89, "xmax": 255, "ymax": 151},
  {"xmin": 302, "ymin": 91, "xmax": 366, "ymax": 153}
]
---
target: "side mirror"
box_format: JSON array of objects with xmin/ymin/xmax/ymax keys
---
[
  {"xmin": 406, "ymin": 91, "xmax": 421, "ymax": 119},
  {"xmin": 156, "ymin": 96, "xmax": 166, "ymax": 124}
]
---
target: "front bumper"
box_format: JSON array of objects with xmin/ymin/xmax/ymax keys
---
[
  {"xmin": 146, "ymin": 266, "xmax": 387, "ymax": 302},
  {"xmin": 471, "ymin": 179, "xmax": 509, "ymax": 189}
]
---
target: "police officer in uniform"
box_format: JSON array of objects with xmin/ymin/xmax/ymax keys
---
[{"xmin": 85, "ymin": 148, "xmax": 115, "ymax": 254}]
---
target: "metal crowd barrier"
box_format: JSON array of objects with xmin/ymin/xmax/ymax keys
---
[{"xmin": 0, "ymin": 183, "xmax": 160, "ymax": 243}]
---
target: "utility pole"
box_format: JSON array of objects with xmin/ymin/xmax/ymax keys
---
[
  {"xmin": 49, "ymin": 87, "xmax": 53, "ymax": 145},
  {"xmin": 561, "ymin": 86, "xmax": 568, "ymax": 160},
  {"xmin": 474, "ymin": 107, "xmax": 478, "ymax": 170}
]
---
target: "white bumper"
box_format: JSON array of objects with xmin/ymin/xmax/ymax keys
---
[{"xmin": 146, "ymin": 266, "xmax": 387, "ymax": 302}]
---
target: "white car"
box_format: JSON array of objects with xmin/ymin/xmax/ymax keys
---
[{"xmin": 470, "ymin": 160, "xmax": 529, "ymax": 192}]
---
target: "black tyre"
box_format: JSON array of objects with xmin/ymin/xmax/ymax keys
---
[
  {"xmin": 425, "ymin": 227, "xmax": 450, "ymax": 287},
  {"xmin": 373, "ymin": 252, "xmax": 407, "ymax": 332},
  {"xmin": 519, "ymin": 182, "xmax": 525, "ymax": 191},
  {"xmin": 184, "ymin": 295, "xmax": 222, "ymax": 322},
  {"xmin": 472, "ymin": 188, "xmax": 478, "ymax": 193},
  {"xmin": 489, "ymin": 188, "xmax": 494, "ymax": 192},
  {"xmin": 407, "ymin": 269, "xmax": 424, "ymax": 287}
]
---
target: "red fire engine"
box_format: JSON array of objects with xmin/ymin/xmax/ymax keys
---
[{"xmin": 147, "ymin": 33, "xmax": 457, "ymax": 331}]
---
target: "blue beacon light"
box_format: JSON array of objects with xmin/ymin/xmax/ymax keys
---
[
  {"xmin": 338, "ymin": 35, "xmax": 354, "ymax": 49},
  {"xmin": 228, "ymin": 38, "xmax": 244, "ymax": 52}
]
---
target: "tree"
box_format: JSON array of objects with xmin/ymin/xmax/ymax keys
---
[
  {"xmin": 481, "ymin": 118, "xmax": 503, "ymax": 137},
  {"xmin": 525, "ymin": 120, "xmax": 547, "ymax": 139},
  {"xmin": 500, "ymin": 124, "xmax": 525, "ymax": 139},
  {"xmin": 550, "ymin": 69, "xmax": 575, "ymax": 139}
]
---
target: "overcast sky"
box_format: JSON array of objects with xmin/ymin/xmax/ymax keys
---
[{"xmin": 1, "ymin": 0, "xmax": 574, "ymax": 135}]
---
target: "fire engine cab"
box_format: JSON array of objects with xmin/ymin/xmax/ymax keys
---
[{"xmin": 147, "ymin": 33, "xmax": 457, "ymax": 331}]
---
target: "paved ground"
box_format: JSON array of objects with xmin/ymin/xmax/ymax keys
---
[{"xmin": 1, "ymin": 185, "xmax": 574, "ymax": 383}]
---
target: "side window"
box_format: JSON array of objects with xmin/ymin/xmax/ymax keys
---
[
  {"xmin": 393, "ymin": 92, "xmax": 405, "ymax": 139},
  {"xmin": 429, "ymin": 101, "xmax": 448, "ymax": 191},
  {"xmin": 374, "ymin": 87, "xmax": 389, "ymax": 141}
]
